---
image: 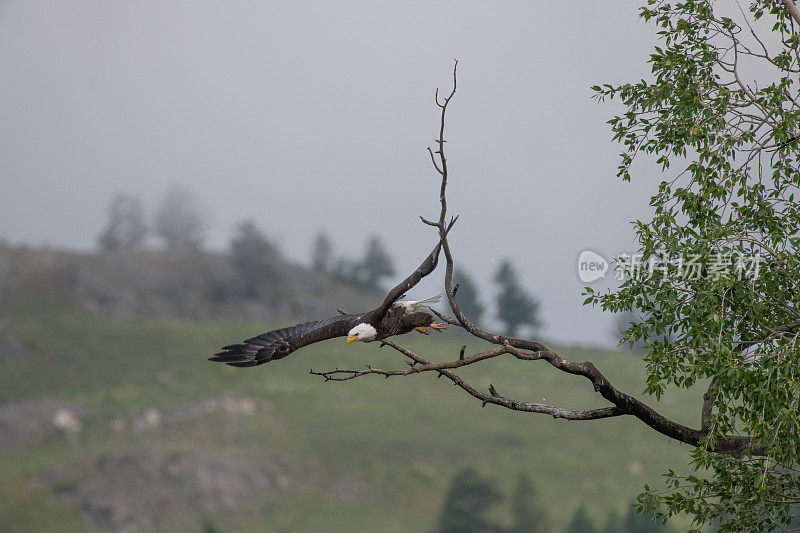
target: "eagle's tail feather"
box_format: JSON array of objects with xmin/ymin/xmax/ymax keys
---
[
  {"xmin": 417, "ymin": 294, "xmax": 441, "ymax": 305},
  {"xmin": 399, "ymin": 294, "xmax": 442, "ymax": 313}
]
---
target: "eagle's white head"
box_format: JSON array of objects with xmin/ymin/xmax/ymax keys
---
[{"xmin": 347, "ymin": 323, "xmax": 378, "ymax": 345}]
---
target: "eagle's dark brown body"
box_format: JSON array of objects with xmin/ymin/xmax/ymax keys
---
[{"xmin": 375, "ymin": 307, "xmax": 434, "ymax": 339}]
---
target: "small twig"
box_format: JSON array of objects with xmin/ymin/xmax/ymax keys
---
[
  {"xmin": 427, "ymin": 147, "xmax": 443, "ymax": 175},
  {"xmin": 428, "ymin": 307, "xmax": 462, "ymax": 327}
]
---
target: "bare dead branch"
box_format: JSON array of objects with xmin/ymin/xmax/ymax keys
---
[
  {"xmin": 312, "ymin": 339, "xmax": 625, "ymax": 420},
  {"xmin": 310, "ymin": 60, "xmax": 767, "ymax": 456}
]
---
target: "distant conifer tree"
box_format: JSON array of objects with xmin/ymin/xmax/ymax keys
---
[
  {"xmin": 311, "ymin": 232, "xmax": 333, "ymax": 272},
  {"xmin": 359, "ymin": 235, "xmax": 394, "ymax": 290},
  {"xmin": 230, "ymin": 220, "xmax": 280, "ymax": 297},
  {"xmin": 565, "ymin": 504, "xmax": 597, "ymax": 533},
  {"xmin": 453, "ymin": 268, "xmax": 485, "ymax": 325},
  {"xmin": 494, "ymin": 260, "xmax": 541, "ymax": 336},
  {"xmin": 98, "ymin": 193, "xmax": 148, "ymax": 251},
  {"xmin": 154, "ymin": 184, "xmax": 205, "ymax": 251},
  {"xmin": 509, "ymin": 472, "xmax": 549, "ymax": 533},
  {"xmin": 435, "ymin": 467, "xmax": 504, "ymax": 533}
]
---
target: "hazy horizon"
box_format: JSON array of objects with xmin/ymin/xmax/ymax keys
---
[{"xmin": 1, "ymin": 1, "xmax": 663, "ymax": 347}]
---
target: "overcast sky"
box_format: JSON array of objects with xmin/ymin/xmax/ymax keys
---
[{"xmin": 0, "ymin": 1, "xmax": 665, "ymax": 347}]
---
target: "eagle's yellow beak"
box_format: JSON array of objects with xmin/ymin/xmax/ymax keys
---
[{"xmin": 346, "ymin": 335, "xmax": 357, "ymax": 345}]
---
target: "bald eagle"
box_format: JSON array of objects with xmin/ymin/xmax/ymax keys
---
[{"xmin": 210, "ymin": 240, "xmax": 445, "ymax": 367}]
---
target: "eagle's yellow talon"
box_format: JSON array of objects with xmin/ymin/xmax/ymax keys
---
[
  {"xmin": 414, "ymin": 327, "xmax": 429, "ymax": 334},
  {"xmin": 430, "ymin": 322, "xmax": 446, "ymax": 332}
]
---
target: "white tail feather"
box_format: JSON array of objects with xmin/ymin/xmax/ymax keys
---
[
  {"xmin": 399, "ymin": 294, "xmax": 441, "ymax": 313},
  {"xmin": 416, "ymin": 294, "xmax": 441, "ymax": 305}
]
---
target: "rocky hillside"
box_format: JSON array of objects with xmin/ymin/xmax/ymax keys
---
[
  {"xmin": 0, "ymin": 245, "xmax": 380, "ymax": 322},
  {"xmin": 0, "ymin": 307, "xmax": 697, "ymax": 532}
]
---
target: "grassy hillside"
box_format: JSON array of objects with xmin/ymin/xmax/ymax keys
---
[{"xmin": 0, "ymin": 303, "xmax": 702, "ymax": 532}]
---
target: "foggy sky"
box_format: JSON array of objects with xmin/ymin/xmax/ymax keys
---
[{"xmin": 0, "ymin": 1, "xmax": 663, "ymax": 346}]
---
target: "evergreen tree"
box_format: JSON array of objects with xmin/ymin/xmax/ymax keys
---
[
  {"xmin": 154, "ymin": 184, "xmax": 205, "ymax": 251},
  {"xmin": 601, "ymin": 509, "xmax": 623, "ymax": 533},
  {"xmin": 97, "ymin": 193, "xmax": 148, "ymax": 251},
  {"xmin": 435, "ymin": 467, "xmax": 504, "ymax": 533},
  {"xmin": 359, "ymin": 235, "xmax": 394, "ymax": 290},
  {"xmin": 201, "ymin": 521, "xmax": 219, "ymax": 533},
  {"xmin": 331, "ymin": 257, "xmax": 361, "ymax": 286},
  {"xmin": 564, "ymin": 504, "xmax": 597, "ymax": 533},
  {"xmin": 453, "ymin": 268, "xmax": 485, "ymax": 325},
  {"xmin": 311, "ymin": 232, "xmax": 333, "ymax": 272},
  {"xmin": 622, "ymin": 507, "xmax": 669, "ymax": 533},
  {"xmin": 601, "ymin": 505, "xmax": 673, "ymax": 533},
  {"xmin": 229, "ymin": 220, "xmax": 280, "ymax": 297},
  {"xmin": 509, "ymin": 472, "xmax": 548, "ymax": 533},
  {"xmin": 494, "ymin": 260, "xmax": 541, "ymax": 336}
]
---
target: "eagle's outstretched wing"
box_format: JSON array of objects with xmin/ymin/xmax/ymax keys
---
[
  {"xmin": 211, "ymin": 229, "xmax": 454, "ymax": 368},
  {"xmin": 209, "ymin": 313, "xmax": 362, "ymax": 367}
]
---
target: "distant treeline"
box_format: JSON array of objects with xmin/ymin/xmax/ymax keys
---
[
  {"xmin": 0, "ymin": 245, "xmax": 377, "ymax": 322},
  {"xmin": 96, "ymin": 187, "xmax": 544, "ymax": 335},
  {"xmin": 310, "ymin": 230, "xmax": 543, "ymax": 336},
  {"xmin": 435, "ymin": 466, "xmax": 673, "ymax": 533},
  {"xmin": 308, "ymin": 230, "xmax": 543, "ymax": 335}
]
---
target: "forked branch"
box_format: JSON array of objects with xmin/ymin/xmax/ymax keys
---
[{"xmin": 311, "ymin": 60, "xmax": 766, "ymax": 456}]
